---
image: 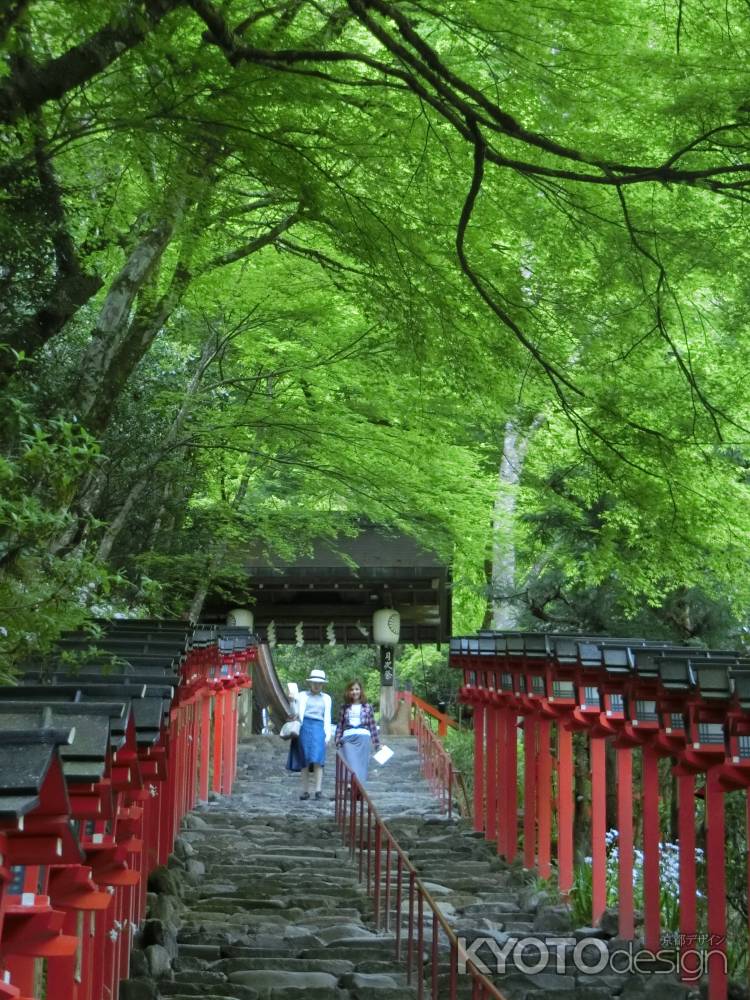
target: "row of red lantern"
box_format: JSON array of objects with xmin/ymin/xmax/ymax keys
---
[
  {"xmin": 0, "ymin": 624, "xmax": 254, "ymax": 1000},
  {"xmin": 452, "ymin": 634, "xmax": 749, "ymax": 1000}
]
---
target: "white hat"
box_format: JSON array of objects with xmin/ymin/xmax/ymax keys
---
[{"xmin": 306, "ymin": 669, "xmax": 328, "ymax": 684}]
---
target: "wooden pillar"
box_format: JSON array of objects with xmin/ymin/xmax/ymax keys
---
[
  {"xmin": 617, "ymin": 746, "xmax": 634, "ymax": 939},
  {"xmin": 642, "ymin": 746, "xmax": 661, "ymax": 952},
  {"xmin": 591, "ymin": 734, "xmax": 607, "ymax": 924},
  {"xmin": 485, "ymin": 706, "xmax": 498, "ymax": 843},
  {"xmin": 537, "ymin": 719, "xmax": 552, "ymax": 879},
  {"xmin": 505, "ymin": 709, "xmax": 518, "ymax": 862},
  {"xmin": 705, "ymin": 768, "xmax": 727, "ymax": 1000},
  {"xmin": 473, "ymin": 705, "xmax": 485, "ymax": 834},
  {"xmin": 523, "ymin": 715, "xmax": 537, "ymax": 869},
  {"xmin": 495, "ymin": 705, "xmax": 508, "ymax": 857},
  {"xmin": 557, "ymin": 723, "xmax": 574, "ymax": 893},
  {"xmin": 199, "ymin": 694, "xmax": 212, "ymax": 802},
  {"xmin": 677, "ymin": 771, "xmax": 698, "ymax": 981}
]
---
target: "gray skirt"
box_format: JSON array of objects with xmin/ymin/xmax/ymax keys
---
[{"xmin": 340, "ymin": 731, "xmax": 372, "ymax": 785}]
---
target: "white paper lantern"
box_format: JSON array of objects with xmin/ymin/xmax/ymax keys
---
[
  {"xmin": 373, "ymin": 609, "xmax": 400, "ymax": 645},
  {"xmin": 226, "ymin": 608, "xmax": 254, "ymax": 629}
]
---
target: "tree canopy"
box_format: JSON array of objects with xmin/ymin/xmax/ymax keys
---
[{"xmin": 2, "ymin": 0, "xmax": 750, "ymax": 665}]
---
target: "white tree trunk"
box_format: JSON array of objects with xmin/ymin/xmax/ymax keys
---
[{"xmin": 491, "ymin": 417, "xmax": 542, "ymax": 629}]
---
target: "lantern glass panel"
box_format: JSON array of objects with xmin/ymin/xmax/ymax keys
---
[
  {"xmin": 609, "ymin": 693, "xmax": 624, "ymax": 714},
  {"xmin": 8, "ymin": 866, "xmax": 25, "ymax": 895},
  {"xmin": 553, "ymin": 679, "xmax": 575, "ymax": 699},
  {"xmin": 697, "ymin": 722, "xmax": 724, "ymax": 745},
  {"xmin": 583, "ymin": 685, "xmax": 599, "ymax": 706},
  {"xmin": 636, "ymin": 699, "xmax": 658, "ymax": 721}
]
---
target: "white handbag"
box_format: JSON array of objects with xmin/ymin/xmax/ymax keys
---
[{"xmin": 280, "ymin": 719, "xmax": 301, "ymax": 740}]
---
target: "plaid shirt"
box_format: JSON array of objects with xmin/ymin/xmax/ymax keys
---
[{"xmin": 335, "ymin": 701, "xmax": 380, "ymax": 750}]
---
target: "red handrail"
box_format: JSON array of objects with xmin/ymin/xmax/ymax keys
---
[
  {"xmin": 334, "ymin": 753, "xmax": 505, "ymax": 1000},
  {"xmin": 396, "ymin": 690, "xmax": 457, "ymax": 737},
  {"xmin": 411, "ymin": 707, "xmax": 472, "ymax": 820}
]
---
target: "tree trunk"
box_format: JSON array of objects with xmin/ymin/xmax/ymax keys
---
[
  {"xmin": 491, "ymin": 416, "xmax": 542, "ymax": 629},
  {"xmin": 0, "ymin": 120, "xmax": 102, "ymax": 380},
  {"xmin": 96, "ymin": 337, "xmax": 217, "ymax": 562},
  {"xmin": 73, "ymin": 202, "xmax": 185, "ymax": 427},
  {"xmin": 0, "ymin": 0, "xmax": 180, "ymax": 123},
  {"xmin": 78, "ymin": 205, "xmax": 300, "ymax": 437},
  {"xmin": 187, "ymin": 462, "xmax": 253, "ymax": 622}
]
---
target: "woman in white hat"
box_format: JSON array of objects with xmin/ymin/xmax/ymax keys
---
[{"xmin": 286, "ymin": 668, "xmax": 333, "ymax": 800}]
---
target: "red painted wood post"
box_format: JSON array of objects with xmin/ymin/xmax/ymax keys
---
[
  {"xmin": 591, "ymin": 734, "xmax": 607, "ymax": 924},
  {"xmin": 641, "ymin": 745, "xmax": 661, "ymax": 952},
  {"xmin": 157, "ymin": 753, "xmax": 173, "ymax": 865},
  {"xmin": 537, "ymin": 718, "xmax": 552, "ymax": 879},
  {"xmin": 473, "ymin": 704, "xmax": 485, "ymax": 834},
  {"xmin": 230, "ymin": 688, "xmax": 240, "ymax": 787},
  {"xmin": 705, "ymin": 767, "xmax": 727, "ymax": 1000},
  {"xmin": 747, "ymin": 791, "xmax": 750, "ymax": 987},
  {"xmin": 182, "ymin": 705, "xmax": 193, "ymax": 817},
  {"xmin": 557, "ymin": 723, "xmax": 574, "ymax": 894},
  {"xmin": 199, "ymin": 694, "xmax": 212, "ymax": 803},
  {"xmin": 523, "ymin": 715, "xmax": 537, "ymax": 869},
  {"xmin": 505, "ymin": 709, "xmax": 518, "ymax": 862},
  {"xmin": 212, "ymin": 692, "xmax": 225, "ymax": 795},
  {"xmin": 617, "ymin": 746, "xmax": 634, "ymax": 939},
  {"xmin": 171, "ymin": 711, "xmax": 184, "ymax": 837},
  {"xmin": 485, "ymin": 705, "xmax": 498, "ymax": 844},
  {"xmin": 187, "ymin": 702, "xmax": 198, "ymax": 811},
  {"xmin": 495, "ymin": 705, "xmax": 508, "ymax": 857},
  {"xmin": 677, "ymin": 771, "xmax": 698, "ymax": 981},
  {"xmin": 221, "ymin": 687, "xmax": 235, "ymax": 795}
]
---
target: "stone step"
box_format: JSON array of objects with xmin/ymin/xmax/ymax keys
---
[{"xmin": 126, "ymin": 737, "xmax": 688, "ymax": 1000}]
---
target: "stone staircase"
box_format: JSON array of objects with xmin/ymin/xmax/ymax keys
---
[{"xmin": 120, "ymin": 736, "xmax": 700, "ymax": 1000}]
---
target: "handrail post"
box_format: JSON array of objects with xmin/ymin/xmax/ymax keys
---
[{"xmin": 373, "ymin": 821, "xmax": 382, "ymax": 929}]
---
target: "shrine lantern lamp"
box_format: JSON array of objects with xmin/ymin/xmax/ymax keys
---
[
  {"xmin": 685, "ymin": 661, "xmax": 734, "ymax": 755},
  {"xmin": 600, "ymin": 646, "xmax": 633, "ymax": 720},
  {"xmin": 727, "ymin": 669, "xmax": 750, "ymax": 767},
  {"xmin": 545, "ymin": 637, "xmax": 578, "ymax": 708}
]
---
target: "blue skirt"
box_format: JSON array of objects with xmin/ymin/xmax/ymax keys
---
[
  {"xmin": 340, "ymin": 731, "xmax": 371, "ymax": 785},
  {"xmin": 287, "ymin": 717, "xmax": 326, "ymax": 771}
]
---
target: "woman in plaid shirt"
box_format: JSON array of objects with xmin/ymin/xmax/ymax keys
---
[{"xmin": 335, "ymin": 679, "xmax": 381, "ymax": 786}]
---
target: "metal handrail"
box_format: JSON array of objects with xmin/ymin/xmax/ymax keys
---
[
  {"xmin": 334, "ymin": 752, "xmax": 507, "ymax": 1000},
  {"xmin": 412, "ymin": 707, "xmax": 472, "ymax": 820}
]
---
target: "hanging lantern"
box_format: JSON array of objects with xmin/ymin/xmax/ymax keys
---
[
  {"xmin": 373, "ymin": 609, "xmax": 400, "ymax": 645},
  {"xmin": 226, "ymin": 608, "xmax": 254, "ymax": 629}
]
